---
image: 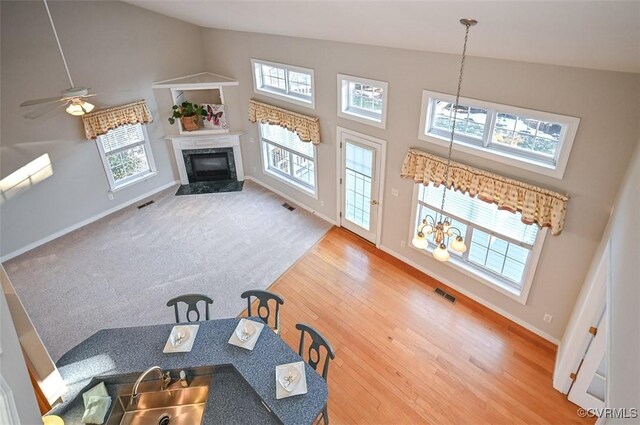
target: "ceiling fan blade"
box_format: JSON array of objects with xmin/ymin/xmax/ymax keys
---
[
  {"xmin": 23, "ymin": 102, "xmax": 68, "ymax": 119},
  {"xmin": 20, "ymin": 96, "xmax": 65, "ymax": 107},
  {"xmin": 89, "ymin": 89, "xmax": 132, "ymax": 97}
]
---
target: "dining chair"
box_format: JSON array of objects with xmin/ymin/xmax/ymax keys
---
[
  {"xmin": 296, "ymin": 323, "xmax": 335, "ymax": 425},
  {"xmin": 166, "ymin": 294, "xmax": 213, "ymax": 323},
  {"xmin": 240, "ymin": 289, "xmax": 284, "ymax": 335}
]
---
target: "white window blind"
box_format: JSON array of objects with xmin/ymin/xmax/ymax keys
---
[
  {"xmin": 261, "ymin": 124, "xmax": 314, "ymax": 158},
  {"xmin": 419, "ymin": 184, "xmax": 538, "ymax": 246},
  {"xmin": 100, "ymin": 124, "xmax": 145, "ymax": 153},
  {"xmin": 414, "ymin": 183, "xmax": 544, "ymax": 298}
]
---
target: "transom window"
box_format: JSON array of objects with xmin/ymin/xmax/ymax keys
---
[
  {"xmin": 252, "ymin": 59, "xmax": 315, "ymax": 108},
  {"xmin": 337, "ymin": 74, "xmax": 388, "ymax": 128},
  {"xmin": 419, "ymin": 90, "xmax": 580, "ymax": 178},
  {"xmin": 96, "ymin": 123, "xmax": 156, "ymax": 191},
  {"xmin": 259, "ymin": 123, "xmax": 316, "ymax": 196},
  {"xmin": 412, "ymin": 183, "xmax": 544, "ymax": 302}
]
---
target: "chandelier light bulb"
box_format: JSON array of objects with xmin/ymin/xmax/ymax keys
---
[
  {"xmin": 412, "ymin": 233, "xmax": 429, "ymax": 250},
  {"xmin": 450, "ymin": 236, "xmax": 467, "ymax": 254},
  {"xmin": 433, "ymin": 244, "xmax": 451, "ymax": 262}
]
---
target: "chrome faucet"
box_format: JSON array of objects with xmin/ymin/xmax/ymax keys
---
[{"xmin": 130, "ymin": 366, "xmax": 171, "ymax": 406}]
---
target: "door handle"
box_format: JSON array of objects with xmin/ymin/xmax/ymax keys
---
[{"xmin": 371, "ymin": 200, "xmax": 379, "ymax": 205}]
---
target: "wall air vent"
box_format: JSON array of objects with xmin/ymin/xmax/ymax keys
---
[
  {"xmin": 282, "ymin": 203, "xmax": 296, "ymax": 211},
  {"xmin": 435, "ymin": 287, "xmax": 457, "ymax": 303},
  {"xmin": 137, "ymin": 200, "xmax": 155, "ymax": 209}
]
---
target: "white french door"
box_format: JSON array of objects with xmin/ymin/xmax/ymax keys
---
[
  {"xmin": 568, "ymin": 309, "xmax": 607, "ymax": 411},
  {"xmin": 337, "ymin": 127, "xmax": 386, "ymax": 244}
]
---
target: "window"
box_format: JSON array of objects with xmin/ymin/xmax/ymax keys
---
[
  {"xmin": 337, "ymin": 74, "xmax": 388, "ymax": 128},
  {"xmin": 252, "ymin": 59, "xmax": 315, "ymax": 108},
  {"xmin": 96, "ymin": 123, "xmax": 156, "ymax": 191},
  {"xmin": 411, "ymin": 184, "xmax": 545, "ymax": 303},
  {"xmin": 259, "ymin": 123, "xmax": 316, "ymax": 196},
  {"xmin": 418, "ymin": 90, "xmax": 580, "ymax": 178}
]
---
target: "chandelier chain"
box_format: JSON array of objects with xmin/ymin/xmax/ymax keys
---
[{"xmin": 439, "ymin": 22, "xmax": 473, "ymax": 219}]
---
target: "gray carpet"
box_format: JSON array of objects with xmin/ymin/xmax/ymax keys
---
[{"xmin": 4, "ymin": 180, "xmax": 331, "ymax": 362}]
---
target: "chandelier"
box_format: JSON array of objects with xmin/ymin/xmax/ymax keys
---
[{"xmin": 412, "ymin": 18, "xmax": 477, "ymax": 262}]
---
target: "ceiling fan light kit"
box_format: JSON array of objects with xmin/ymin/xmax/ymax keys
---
[{"xmin": 65, "ymin": 100, "xmax": 94, "ymax": 116}]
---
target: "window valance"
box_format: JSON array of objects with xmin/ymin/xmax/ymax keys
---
[
  {"xmin": 82, "ymin": 100, "xmax": 153, "ymax": 140},
  {"xmin": 248, "ymin": 99, "xmax": 320, "ymax": 144},
  {"xmin": 401, "ymin": 148, "xmax": 569, "ymax": 235}
]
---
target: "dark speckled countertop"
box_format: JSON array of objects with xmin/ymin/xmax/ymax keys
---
[{"xmin": 51, "ymin": 318, "xmax": 327, "ymax": 425}]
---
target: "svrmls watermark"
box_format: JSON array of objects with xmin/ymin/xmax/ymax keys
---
[{"xmin": 577, "ymin": 407, "xmax": 639, "ymax": 419}]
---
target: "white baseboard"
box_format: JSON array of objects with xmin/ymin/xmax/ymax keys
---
[
  {"xmin": 0, "ymin": 180, "xmax": 179, "ymax": 263},
  {"xmin": 379, "ymin": 244, "xmax": 561, "ymax": 345},
  {"xmin": 244, "ymin": 176, "xmax": 338, "ymax": 226}
]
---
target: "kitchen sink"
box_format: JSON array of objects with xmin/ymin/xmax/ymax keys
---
[{"xmin": 105, "ymin": 373, "xmax": 213, "ymax": 425}]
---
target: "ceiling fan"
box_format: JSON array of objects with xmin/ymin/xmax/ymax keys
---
[{"xmin": 20, "ymin": 0, "xmax": 121, "ymax": 119}]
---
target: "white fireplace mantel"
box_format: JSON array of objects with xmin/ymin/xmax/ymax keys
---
[{"xmin": 166, "ymin": 132, "xmax": 244, "ymax": 184}]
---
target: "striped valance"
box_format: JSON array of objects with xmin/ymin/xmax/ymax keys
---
[
  {"xmin": 248, "ymin": 99, "xmax": 320, "ymax": 144},
  {"xmin": 401, "ymin": 148, "xmax": 569, "ymax": 235},
  {"xmin": 82, "ymin": 100, "xmax": 153, "ymax": 140}
]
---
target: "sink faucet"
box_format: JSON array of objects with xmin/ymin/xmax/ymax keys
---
[{"xmin": 130, "ymin": 366, "xmax": 171, "ymax": 406}]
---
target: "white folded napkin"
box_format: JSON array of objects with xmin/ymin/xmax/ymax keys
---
[
  {"xmin": 81, "ymin": 396, "xmax": 111, "ymax": 424},
  {"xmin": 82, "ymin": 382, "xmax": 108, "ymax": 407},
  {"xmin": 81, "ymin": 382, "xmax": 111, "ymax": 424}
]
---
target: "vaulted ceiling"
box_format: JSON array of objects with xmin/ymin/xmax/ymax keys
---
[{"xmin": 125, "ymin": 1, "xmax": 640, "ymax": 73}]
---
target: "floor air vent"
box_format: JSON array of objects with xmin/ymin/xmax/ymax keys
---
[
  {"xmin": 137, "ymin": 200, "xmax": 154, "ymax": 209},
  {"xmin": 435, "ymin": 287, "xmax": 456, "ymax": 303},
  {"xmin": 282, "ymin": 203, "xmax": 296, "ymax": 211}
]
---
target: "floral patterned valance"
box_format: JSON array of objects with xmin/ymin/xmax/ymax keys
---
[
  {"xmin": 82, "ymin": 100, "xmax": 153, "ymax": 140},
  {"xmin": 401, "ymin": 148, "xmax": 570, "ymax": 235},
  {"xmin": 248, "ymin": 99, "xmax": 320, "ymax": 144}
]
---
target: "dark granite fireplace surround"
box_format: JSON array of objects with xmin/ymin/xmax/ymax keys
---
[
  {"xmin": 183, "ymin": 148, "xmax": 237, "ymax": 182},
  {"xmin": 176, "ymin": 148, "xmax": 243, "ymax": 195}
]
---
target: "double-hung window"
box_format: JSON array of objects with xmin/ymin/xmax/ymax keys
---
[
  {"xmin": 96, "ymin": 123, "xmax": 156, "ymax": 191},
  {"xmin": 418, "ymin": 90, "xmax": 580, "ymax": 178},
  {"xmin": 337, "ymin": 74, "xmax": 388, "ymax": 128},
  {"xmin": 252, "ymin": 59, "xmax": 315, "ymax": 108},
  {"xmin": 259, "ymin": 123, "xmax": 317, "ymax": 196},
  {"xmin": 411, "ymin": 183, "xmax": 545, "ymax": 303}
]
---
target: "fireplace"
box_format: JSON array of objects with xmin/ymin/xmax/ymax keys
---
[
  {"xmin": 170, "ymin": 134, "xmax": 244, "ymax": 195},
  {"xmin": 182, "ymin": 148, "xmax": 237, "ymax": 183},
  {"xmin": 191, "ymin": 153, "xmax": 231, "ymax": 182}
]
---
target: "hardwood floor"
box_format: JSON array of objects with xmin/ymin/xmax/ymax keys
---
[{"xmin": 254, "ymin": 227, "xmax": 592, "ymax": 425}]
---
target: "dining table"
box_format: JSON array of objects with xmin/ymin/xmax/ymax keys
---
[{"xmin": 47, "ymin": 317, "xmax": 328, "ymax": 424}]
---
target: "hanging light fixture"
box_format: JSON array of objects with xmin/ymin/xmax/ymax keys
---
[
  {"xmin": 412, "ymin": 18, "xmax": 477, "ymax": 262},
  {"xmin": 65, "ymin": 98, "xmax": 95, "ymax": 116}
]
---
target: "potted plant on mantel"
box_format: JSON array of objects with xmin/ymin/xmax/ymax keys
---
[{"xmin": 168, "ymin": 101, "xmax": 206, "ymax": 131}]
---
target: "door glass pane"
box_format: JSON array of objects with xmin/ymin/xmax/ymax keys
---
[{"xmin": 344, "ymin": 142, "xmax": 374, "ymax": 230}]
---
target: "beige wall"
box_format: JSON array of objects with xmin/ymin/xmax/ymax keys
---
[
  {"xmin": 606, "ymin": 143, "xmax": 640, "ymax": 421},
  {"xmin": 0, "ymin": 0, "xmax": 205, "ymax": 257},
  {"xmin": 200, "ymin": 28, "xmax": 640, "ymax": 341}
]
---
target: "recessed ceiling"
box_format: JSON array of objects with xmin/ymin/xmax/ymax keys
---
[{"xmin": 125, "ymin": 1, "xmax": 640, "ymax": 74}]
